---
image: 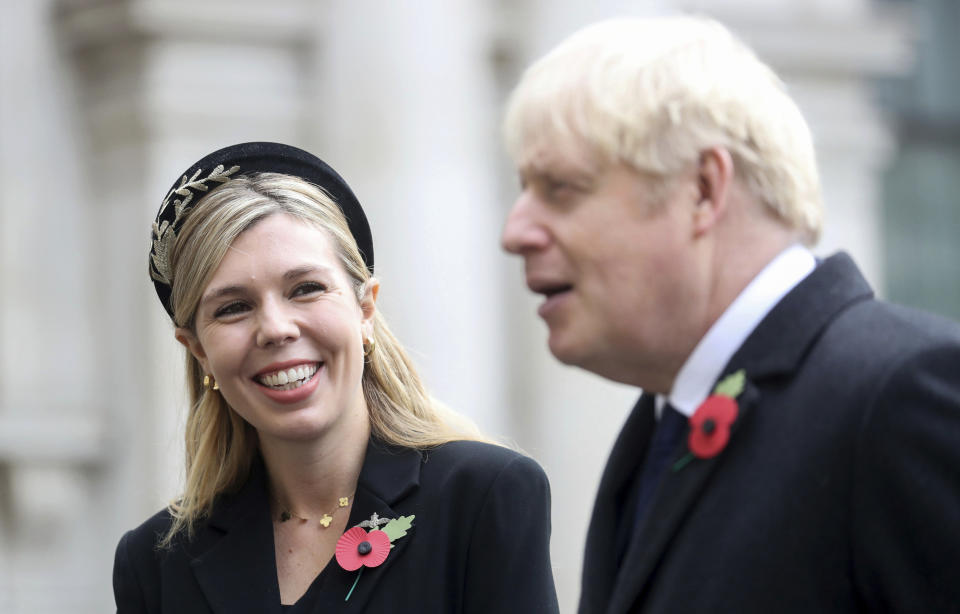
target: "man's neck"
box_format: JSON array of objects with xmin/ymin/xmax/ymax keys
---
[{"xmin": 665, "ymin": 243, "xmax": 816, "ymax": 416}]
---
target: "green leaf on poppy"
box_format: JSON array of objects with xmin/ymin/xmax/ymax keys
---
[
  {"xmin": 380, "ymin": 515, "xmax": 415, "ymax": 542},
  {"xmin": 713, "ymin": 369, "xmax": 746, "ymax": 399}
]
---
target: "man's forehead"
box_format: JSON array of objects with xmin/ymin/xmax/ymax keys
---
[{"xmin": 518, "ymin": 143, "xmax": 604, "ymax": 178}]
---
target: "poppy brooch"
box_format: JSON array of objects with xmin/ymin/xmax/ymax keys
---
[
  {"xmin": 673, "ymin": 369, "xmax": 745, "ymax": 471},
  {"xmin": 336, "ymin": 513, "xmax": 415, "ymax": 601}
]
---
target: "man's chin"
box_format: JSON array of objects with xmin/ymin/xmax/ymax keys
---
[
  {"xmin": 548, "ymin": 335, "xmax": 644, "ymax": 386},
  {"xmin": 547, "ymin": 333, "xmax": 589, "ymax": 367}
]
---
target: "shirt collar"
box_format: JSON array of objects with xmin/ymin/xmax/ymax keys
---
[{"xmin": 661, "ymin": 243, "xmax": 816, "ymax": 417}]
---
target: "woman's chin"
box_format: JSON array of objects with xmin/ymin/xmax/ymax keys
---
[
  {"xmin": 262, "ymin": 409, "xmax": 367, "ymax": 445},
  {"xmin": 256, "ymin": 413, "xmax": 335, "ymax": 443}
]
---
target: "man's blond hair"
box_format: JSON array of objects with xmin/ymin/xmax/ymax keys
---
[{"xmin": 504, "ymin": 15, "xmax": 823, "ymax": 244}]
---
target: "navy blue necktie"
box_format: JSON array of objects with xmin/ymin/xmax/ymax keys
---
[{"xmin": 618, "ymin": 402, "xmax": 687, "ymax": 565}]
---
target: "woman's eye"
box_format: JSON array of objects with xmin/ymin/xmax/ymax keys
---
[
  {"xmin": 213, "ymin": 301, "xmax": 249, "ymax": 318},
  {"xmin": 292, "ymin": 282, "xmax": 327, "ymax": 297}
]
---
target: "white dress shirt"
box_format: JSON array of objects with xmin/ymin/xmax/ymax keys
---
[{"xmin": 657, "ymin": 244, "xmax": 817, "ymax": 418}]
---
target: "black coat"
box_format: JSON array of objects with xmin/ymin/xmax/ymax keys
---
[
  {"xmin": 114, "ymin": 439, "xmax": 559, "ymax": 613},
  {"xmin": 579, "ymin": 253, "xmax": 960, "ymax": 614}
]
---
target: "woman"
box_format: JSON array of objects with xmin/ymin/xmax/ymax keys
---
[{"xmin": 114, "ymin": 142, "xmax": 559, "ymax": 613}]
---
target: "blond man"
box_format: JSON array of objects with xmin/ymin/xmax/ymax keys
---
[{"xmin": 502, "ymin": 16, "xmax": 960, "ymax": 614}]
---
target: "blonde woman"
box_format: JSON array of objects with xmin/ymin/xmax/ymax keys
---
[{"xmin": 113, "ymin": 142, "xmax": 559, "ymax": 613}]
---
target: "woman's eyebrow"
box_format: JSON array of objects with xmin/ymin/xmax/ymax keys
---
[
  {"xmin": 283, "ymin": 264, "xmax": 334, "ymax": 280},
  {"xmin": 199, "ymin": 265, "xmax": 338, "ymax": 307},
  {"xmin": 199, "ymin": 284, "xmax": 247, "ymax": 308}
]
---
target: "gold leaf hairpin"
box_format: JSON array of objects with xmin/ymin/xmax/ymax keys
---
[{"xmin": 149, "ymin": 164, "xmax": 239, "ymax": 286}]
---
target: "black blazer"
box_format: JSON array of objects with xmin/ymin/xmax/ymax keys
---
[
  {"xmin": 580, "ymin": 253, "xmax": 960, "ymax": 614},
  {"xmin": 114, "ymin": 439, "xmax": 559, "ymax": 613}
]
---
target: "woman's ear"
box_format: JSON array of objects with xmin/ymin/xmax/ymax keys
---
[
  {"xmin": 175, "ymin": 327, "xmax": 209, "ymax": 372},
  {"xmin": 360, "ymin": 278, "xmax": 380, "ymax": 320},
  {"xmin": 359, "ymin": 278, "xmax": 380, "ymax": 338}
]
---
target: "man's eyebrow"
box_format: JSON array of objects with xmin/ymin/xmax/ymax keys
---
[{"xmin": 522, "ymin": 166, "xmax": 597, "ymax": 189}]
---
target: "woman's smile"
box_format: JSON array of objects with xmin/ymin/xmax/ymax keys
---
[
  {"xmin": 254, "ymin": 361, "xmax": 324, "ymax": 404},
  {"xmin": 255, "ymin": 365, "xmax": 322, "ymax": 404},
  {"xmin": 255, "ymin": 361, "xmax": 322, "ymax": 390}
]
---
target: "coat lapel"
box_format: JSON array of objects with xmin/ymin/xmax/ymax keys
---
[
  {"xmin": 309, "ymin": 439, "xmax": 422, "ymax": 610},
  {"xmin": 607, "ymin": 381, "xmax": 760, "ymax": 614},
  {"xmin": 729, "ymin": 252, "xmax": 873, "ymax": 380},
  {"xmin": 606, "ymin": 252, "xmax": 874, "ymax": 614},
  {"xmin": 189, "ymin": 439, "xmax": 423, "ymax": 613},
  {"xmin": 190, "ymin": 460, "xmax": 283, "ymax": 614}
]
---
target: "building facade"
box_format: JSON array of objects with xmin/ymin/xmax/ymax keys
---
[{"xmin": 0, "ymin": 1, "xmax": 929, "ymax": 612}]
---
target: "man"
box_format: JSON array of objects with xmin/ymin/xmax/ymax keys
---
[{"xmin": 501, "ymin": 16, "xmax": 960, "ymax": 614}]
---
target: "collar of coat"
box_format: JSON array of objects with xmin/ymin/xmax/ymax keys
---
[{"xmin": 189, "ymin": 437, "xmax": 423, "ymax": 613}]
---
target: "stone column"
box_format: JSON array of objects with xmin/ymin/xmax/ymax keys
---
[
  {"xmin": 0, "ymin": 1, "xmax": 323, "ymax": 611},
  {"xmin": 1, "ymin": 1, "xmax": 107, "ymax": 611},
  {"xmin": 490, "ymin": 2, "xmax": 664, "ymax": 609},
  {"xmin": 313, "ymin": 0, "xmax": 511, "ymax": 437}
]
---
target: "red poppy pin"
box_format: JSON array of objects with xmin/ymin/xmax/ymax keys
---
[
  {"xmin": 337, "ymin": 513, "xmax": 415, "ymax": 601},
  {"xmin": 674, "ymin": 369, "xmax": 745, "ymax": 471},
  {"xmin": 336, "ymin": 526, "xmax": 391, "ymax": 571}
]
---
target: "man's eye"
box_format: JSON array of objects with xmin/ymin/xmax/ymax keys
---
[
  {"xmin": 213, "ymin": 301, "xmax": 249, "ymax": 318},
  {"xmin": 292, "ymin": 282, "xmax": 327, "ymax": 297},
  {"xmin": 543, "ymin": 178, "xmax": 577, "ymax": 199}
]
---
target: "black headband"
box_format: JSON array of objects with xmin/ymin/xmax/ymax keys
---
[{"xmin": 149, "ymin": 141, "xmax": 373, "ymax": 320}]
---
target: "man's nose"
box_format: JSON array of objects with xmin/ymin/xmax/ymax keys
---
[{"xmin": 501, "ymin": 192, "xmax": 550, "ymax": 255}]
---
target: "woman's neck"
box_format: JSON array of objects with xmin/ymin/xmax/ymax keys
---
[{"xmin": 258, "ymin": 411, "xmax": 371, "ymax": 520}]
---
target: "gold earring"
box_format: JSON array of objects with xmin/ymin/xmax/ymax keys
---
[
  {"xmin": 203, "ymin": 374, "xmax": 219, "ymax": 390},
  {"xmin": 362, "ymin": 337, "xmax": 376, "ymax": 357}
]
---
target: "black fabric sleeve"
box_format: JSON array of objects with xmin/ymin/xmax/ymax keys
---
[
  {"xmin": 462, "ymin": 454, "xmax": 560, "ymax": 614},
  {"xmin": 852, "ymin": 342, "xmax": 960, "ymax": 612},
  {"xmin": 113, "ymin": 530, "xmax": 151, "ymax": 614}
]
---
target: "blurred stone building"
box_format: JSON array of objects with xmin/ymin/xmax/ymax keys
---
[{"xmin": 0, "ymin": 1, "xmax": 953, "ymax": 612}]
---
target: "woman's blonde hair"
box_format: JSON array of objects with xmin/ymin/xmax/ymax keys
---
[
  {"xmin": 160, "ymin": 172, "xmax": 485, "ymax": 546},
  {"xmin": 504, "ymin": 15, "xmax": 823, "ymax": 244}
]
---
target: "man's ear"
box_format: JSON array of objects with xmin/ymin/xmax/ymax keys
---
[
  {"xmin": 692, "ymin": 146, "xmax": 735, "ymax": 236},
  {"xmin": 175, "ymin": 327, "xmax": 209, "ymax": 372}
]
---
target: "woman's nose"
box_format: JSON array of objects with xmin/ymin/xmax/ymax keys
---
[{"xmin": 255, "ymin": 298, "xmax": 300, "ymax": 347}]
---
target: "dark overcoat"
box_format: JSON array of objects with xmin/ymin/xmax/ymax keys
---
[
  {"xmin": 580, "ymin": 253, "xmax": 960, "ymax": 613},
  {"xmin": 114, "ymin": 439, "xmax": 559, "ymax": 613}
]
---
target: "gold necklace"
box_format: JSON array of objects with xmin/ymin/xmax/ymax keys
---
[{"xmin": 276, "ymin": 495, "xmax": 352, "ymax": 528}]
